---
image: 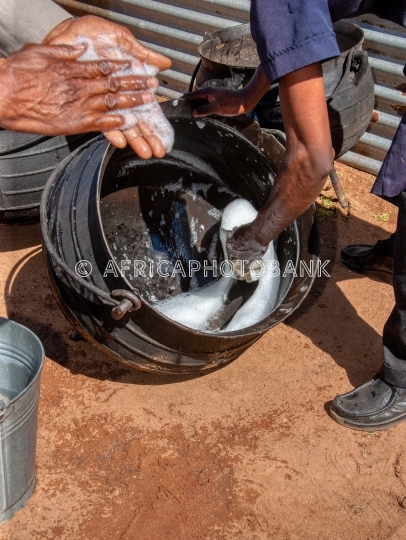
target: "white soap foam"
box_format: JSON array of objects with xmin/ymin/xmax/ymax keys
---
[
  {"xmin": 191, "ymin": 183, "xmax": 211, "ymax": 199},
  {"xmin": 161, "ymin": 178, "xmax": 183, "ymax": 194},
  {"xmin": 154, "ymin": 199, "xmax": 280, "ymax": 333},
  {"xmin": 224, "ymin": 240, "xmax": 280, "ymax": 331},
  {"xmin": 207, "ymin": 208, "xmax": 222, "ymax": 220},
  {"xmin": 155, "ymin": 275, "xmax": 234, "ymax": 332},
  {"xmin": 220, "ymin": 198, "xmax": 258, "ymax": 232},
  {"xmin": 184, "ymin": 183, "xmax": 212, "ymax": 201},
  {"xmin": 189, "ymin": 218, "xmax": 198, "ymax": 247},
  {"xmin": 74, "ymin": 36, "xmax": 174, "ymax": 152}
]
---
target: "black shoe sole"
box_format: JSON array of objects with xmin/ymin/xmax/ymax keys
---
[{"xmin": 330, "ymin": 405, "xmax": 406, "ymax": 431}]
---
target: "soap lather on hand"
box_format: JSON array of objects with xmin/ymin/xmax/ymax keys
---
[{"xmin": 74, "ymin": 36, "xmax": 174, "ymax": 159}]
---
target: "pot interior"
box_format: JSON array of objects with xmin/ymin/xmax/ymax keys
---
[{"xmin": 99, "ymin": 118, "xmax": 298, "ymax": 323}]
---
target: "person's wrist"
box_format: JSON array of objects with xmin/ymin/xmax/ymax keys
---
[
  {"xmin": 243, "ymin": 68, "xmax": 271, "ymax": 108},
  {"xmin": 242, "ymin": 219, "xmax": 269, "ymax": 250},
  {"xmin": 239, "ymin": 86, "xmax": 259, "ymax": 113}
]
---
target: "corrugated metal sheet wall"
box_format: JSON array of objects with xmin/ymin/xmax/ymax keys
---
[
  {"xmin": 55, "ymin": 0, "xmax": 249, "ymax": 97},
  {"xmin": 55, "ymin": 0, "xmax": 406, "ymax": 176}
]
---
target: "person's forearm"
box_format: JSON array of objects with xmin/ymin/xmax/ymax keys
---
[
  {"xmin": 226, "ymin": 63, "xmax": 334, "ymax": 263},
  {"xmin": 0, "ymin": 0, "xmax": 72, "ymax": 56},
  {"xmin": 242, "ymin": 64, "xmax": 272, "ymax": 109},
  {"xmin": 249, "ymin": 64, "xmax": 334, "ymax": 246},
  {"xmin": 250, "ymin": 152, "xmax": 331, "ymax": 246}
]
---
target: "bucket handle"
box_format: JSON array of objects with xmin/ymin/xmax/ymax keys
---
[
  {"xmin": 43, "ymin": 228, "xmax": 142, "ymax": 318},
  {"xmin": 40, "ymin": 141, "xmax": 143, "ymax": 321}
]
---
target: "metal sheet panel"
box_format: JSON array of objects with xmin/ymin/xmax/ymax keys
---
[
  {"xmin": 54, "ymin": 1, "xmax": 406, "ymax": 174},
  {"xmin": 55, "ymin": 0, "xmax": 250, "ymax": 95}
]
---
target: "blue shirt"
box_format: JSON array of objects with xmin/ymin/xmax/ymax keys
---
[
  {"xmin": 250, "ymin": 0, "xmax": 406, "ymax": 198},
  {"xmin": 251, "ymin": 0, "xmax": 406, "ymax": 84}
]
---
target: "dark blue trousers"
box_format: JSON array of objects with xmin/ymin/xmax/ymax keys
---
[{"xmin": 381, "ymin": 192, "xmax": 406, "ymax": 387}]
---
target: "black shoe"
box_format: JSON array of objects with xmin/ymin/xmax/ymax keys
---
[
  {"xmin": 340, "ymin": 239, "xmax": 393, "ymax": 284},
  {"xmin": 330, "ymin": 375, "xmax": 406, "ymax": 431}
]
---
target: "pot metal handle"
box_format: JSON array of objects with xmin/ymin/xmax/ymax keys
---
[
  {"xmin": 111, "ymin": 289, "xmax": 142, "ymax": 320},
  {"xmin": 189, "ymin": 59, "xmax": 202, "ymax": 92},
  {"xmin": 352, "ymin": 50, "xmax": 369, "ymax": 86}
]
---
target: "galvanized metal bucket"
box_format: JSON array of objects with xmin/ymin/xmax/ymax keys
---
[{"xmin": 0, "ymin": 317, "xmax": 44, "ymax": 524}]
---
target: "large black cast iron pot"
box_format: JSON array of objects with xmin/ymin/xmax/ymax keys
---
[
  {"xmin": 41, "ymin": 101, "xmax": 319, "ymax": 374},
  {"xmin": 192, "ymin": 21, "xmax": 375, "ymax": 158}
]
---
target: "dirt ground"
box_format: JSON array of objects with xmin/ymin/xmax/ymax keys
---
[{"xmin": 0, "ymin": 160, "xmax": 405, "ymax": 540}]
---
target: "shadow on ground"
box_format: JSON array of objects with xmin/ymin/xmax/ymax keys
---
[{"xmin": 286, "ymin": 203, "xmax": 393, "ymax": 387}]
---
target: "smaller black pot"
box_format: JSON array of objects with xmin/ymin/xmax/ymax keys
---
[{"xmin": 192, "ymin": 21, "xmax": 375, "ymax": 159}]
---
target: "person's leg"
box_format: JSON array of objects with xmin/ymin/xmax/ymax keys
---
[
  {"xmin": 340, "ymin": 114, "xmax": 406, "ymax": 286},
  {"xmin": 381, "ymin": 191, "xmax": 406, "ymax": 385},
  {"xmin": 331, "ymin": 191, "xmax": 406, "ymax": 430}
]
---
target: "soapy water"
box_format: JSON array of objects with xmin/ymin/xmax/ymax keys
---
[
  {"xmin": 155, "ymin": 199, "xmax": 280, "ymax": 332},
  {"xmin": 207, "ymin": 208, "xmax": 222, "ymax": 220},
  {"xmin": 101, "ymin": 182, "xmax": 226, "ymax": 301},
  {"xmin": 74, "ymin": 36, "xmax": 174, "ymax": 153},
  {"xmin": 154, "ymin": 272, "xmax": 235, "ymax": 332}
]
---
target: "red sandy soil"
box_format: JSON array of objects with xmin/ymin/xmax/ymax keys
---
[{"xmin": 0, "ymin": 161, "xmax": 404, "ymax": 540}]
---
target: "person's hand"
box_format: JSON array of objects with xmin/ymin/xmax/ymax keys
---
[
  {"xmin": 184, "ymin": 65, "xmax": 271, "ymax": 118},
  {"xmin": 183, "ymin": 87, "xmax": 255, "ymax": 117},
  {"xmin": 44, "ymin": 15, "xmax": 171, "ymax": 70},
  {"xmin": 226, "ymin": 223, "xmax": 268, "ymax": 266},
  {"xmin": 44, "ymin": 15, "xmax": 172, "ymax": 159},
  {"xmin": 0, "ymin": 43, "xmax": 157, "ymax": 136}
]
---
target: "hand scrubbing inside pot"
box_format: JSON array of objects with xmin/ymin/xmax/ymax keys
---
[
  {"xmin": 220, "ymin": 199, "xmax": 267, "ymax": 282},
  {"xmin": 155, "ymin": 199, "xmax": 280, "ymax": 332},
  {"xmin": 219, "ymin": 199, "xmax": 280, "ymax": 331}
]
